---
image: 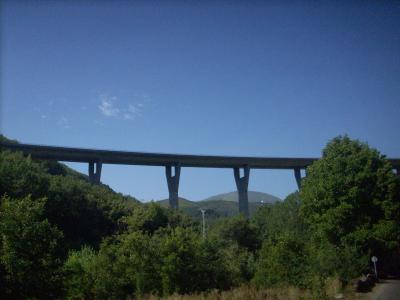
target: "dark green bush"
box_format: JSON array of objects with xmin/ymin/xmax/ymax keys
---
[{"xmin": 0, "ymin": 195, "xmax": 64, "ymax": 299}]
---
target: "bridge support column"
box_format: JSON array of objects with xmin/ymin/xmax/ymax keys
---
[
  {"xmin": 166, "ymin": 165, "xmax": 181, "ymax": 210},
  {"xmin": 294, "ymin": 168, "xmax": 302, "ymax": 189},
  {"xmin": 234, "ymin": 166, "xmax": 250, "ymax": 218},
  {"xmin": 89, "ymin": 161, "xmax": 102, "ymax": 184}
]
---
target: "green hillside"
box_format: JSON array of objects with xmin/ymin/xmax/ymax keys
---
[
  {"xmin": 0, "ymin": 135, "xmax": 140, "ymax": 250},
  {"xmin": 203, "ymin": 191, "xmax": 281, "ymax": 204},
  {"xmin": 157, "ymin": 196, "xmax": 271, "ymax": 222}
]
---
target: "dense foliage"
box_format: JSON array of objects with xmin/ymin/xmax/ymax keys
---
[
  {"xmin": 0, "ymin": 195, "xmax": 64, "ymax": 299},
  {"xmin": 0, "ymin": 135, "xmax": 399, "ymax": 299},
  {"xmin": 301, "ymin": 136, "xmax": 400, "ymax": 278}
]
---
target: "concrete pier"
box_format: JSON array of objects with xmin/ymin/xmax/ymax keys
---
[
  {"xmin": 234, "ymin": 167, "xmax": 250, "ymax": 217},
  {"xmin": 294, "ymin": 168, "xmax": 302, "ymax": 189},
  {"xmin": 88, "ymin": 161, "xmax": 102, "ymax": 184},
  {"xmin": 166, "ymin": 165, "xmax": 181, "ymax": 210}
]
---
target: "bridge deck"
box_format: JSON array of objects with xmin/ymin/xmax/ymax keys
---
[{"xmin": 1, "ymin": 142, "xmax": 400, "ymax": 169}]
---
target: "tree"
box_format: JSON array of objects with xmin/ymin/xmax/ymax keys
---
[
  {"xmin": 63, "ymin": 246, "xmax": 98, "ymax": 299},
  {"xmin": 1, "ymin": 145, "xmax": 138, "ymax": 251},
  {"xmin": 122, "ymin": 202, "xmax": 195, "ymax": 235},
  {"xmin": 123, "ymin": 203, "xmax": 170, "ymax": 234},
  {"xmin": 0, "ymin": 150, "xmax": 49, "ymax": 200},
  {"xmin": 45, "ymin": 176, "xmax": 115, "ymax": 250},
  {"xmin": 300, "ymin": 136, "xmax": 400, "ymax": 275},
  {"xmin": 114, "ymin": 232, "xmax": 162, "ymax": 297},
  {"xmin": 252, "ymin": 192, "xmax": 306, "ymax": 241},
  {"xmin": 157, "ymin": 227, "xmax": 233, "ymax": 295},
  {"xmin": 208, "ymin": 215, "xmax": 259, "ymax": 282},
  {"xmin": 158, "ymin": 227, "xmax": 202, "ymax": 295},
  {"xmin": 253, "ymin": 232, "xmax": 307, "ymax": 287},
  {"xmin": 0, "ymin": 195, "xmax": 64, "ymax": 299},
  {"xmin": 64, "ymin": 232, "xmax": 162, "ymax": 299},
  {"xmin": 210, "ymin": 215, "xmax": 259, "ymax": 252}
]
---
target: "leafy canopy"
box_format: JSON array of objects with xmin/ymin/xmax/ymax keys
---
[
  {"xmin": 300, "ymin": 135, "xmax": 400, "ymax": 260},
  {"xmin": 0, "ymin": 195, "xmax": 64, "ymax": 299}
]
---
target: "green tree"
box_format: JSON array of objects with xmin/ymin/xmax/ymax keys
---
[
  {"xmin": 1, "ymin": 144, "xmax": 138, "ymax": 251},
  {"xmin": 300, "ymin": 136, "xmax": 400, "ymax": 276},
  {"xmin": 306, "ymin": 236, "xmax": 368, "ymax": 284},
  {"xmin": 194, "ymin": 238, "xmax": 242, "ymax": 290},
  {"xmin": 64, "ymin": 232, "xmax": 162, "ymax": 299},
  {"xmin": 158, "ymin": 226, "xmax": 239, "ymax": 295},
  {"xmin": 63, "ymin": 246, "xmax": 98, "ymax": 299},
  {"xmin": 45, "ymin": 176, "xmax": 115, "ymax": 250},
  {"xmin": 158, "ymin": 227, "xmax": 202, "ymax": 295},
  {"xmin": 0, "ymin": 150, "xmax": 49, "ymax": 199},
  {"xmin": 123, "ymin": 202, "xmax": 170, "ymax": 234},
  {"xmin": 252, "ymin": 192, "xmax": 306, "ymax": 241},
  {"xmin": 114, "ymin": 232, "xmax": 162, "ymax": 297},
  {"xmin": 253, "ymin": 232, "xmax": 307, "ymax": 288},
  {"xmin": 0, "ymin": 195, "xmax": 64, "ymax": 299},
  {"xmin": 122, "ymin": 202, "xmax": 195, "ymax": 235},
  {"xmin": 210, "ymin": 215, "xmax": 259, "ymax": 252}
]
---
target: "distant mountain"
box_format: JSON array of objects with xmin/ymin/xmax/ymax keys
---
[
  {"xmin": 203, "ymin": 191, "xmax": 281, "ymax": 204},
  {"xmin": 157, "ymin": 197, "xmax": 195, "ymax": 209},
  {"xmin": 156, "ymin": 191, "xmax": 281, "ymax": 222}
]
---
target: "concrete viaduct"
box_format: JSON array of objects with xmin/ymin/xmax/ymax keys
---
[{"xmin": 2, "ymin": 142, "xmax": 400, "ymax": 217}]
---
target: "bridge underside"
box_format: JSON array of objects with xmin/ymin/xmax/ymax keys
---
[{"xmin": 2, "ymin": 142, "xmax": 400, "ymax": 217}]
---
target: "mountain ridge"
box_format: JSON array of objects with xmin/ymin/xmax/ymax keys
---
[
  {"xmin": 202, "ymin": 190, "xmax": 281, "ymax": 204},
  {"xmin": 156, "ymin": 191, "xmax": 280, "ymax": 221}
]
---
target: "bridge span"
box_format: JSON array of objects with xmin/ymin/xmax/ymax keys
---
[{"xmin": 2, "ymin": 142, "xmax": 400, "ymax": 217}]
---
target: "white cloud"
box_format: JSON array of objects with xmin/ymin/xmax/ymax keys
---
[
  {"xmin": 99, "ymin": 95, "xmax": 120, "ymax": 117},
  {"xmin": 98, "ymin": 93, "xmax": 150, "ymax": 121},
  {"xmin": 123, "ymin": 113, "xmax": 135, "ymax": 120},
  {"xmin": 128, "ymin": 104, "xmax": 143, "ymax": 115},
  {"xmin": 123, "ymin": 103, "xmax": 144, "ymax": 120},
  {"xmin": 57, "ymin": 116, "xmax": 70, "ymax": 129}
]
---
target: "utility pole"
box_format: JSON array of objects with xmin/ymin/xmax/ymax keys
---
[{"xmin": 199, "ymin": 208, "xmax": 206, "ymax": 239}]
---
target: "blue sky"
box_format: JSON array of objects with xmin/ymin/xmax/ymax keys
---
[{"xmin": 2, "ymin": 1, "xmax": 400, "ymax": 201}]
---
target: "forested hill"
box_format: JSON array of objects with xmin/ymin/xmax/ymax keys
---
[
  {"xmin": 157, "ymin": 197, "xmax": 268, "ymax": 221},
  {"xmin": 0, "ymin": 135, "xmax": 140, "ymax": 201},
  {"xmin": 203, "ymin": 191, "xmax": 281, "ymax": 203},
  {"xmin": 156, "ymin": 190, "xmax": 280, "ymax": 222},
  {"xmin": 0, "ymin": 135, "xmax": 140, "ymax": 250}
]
